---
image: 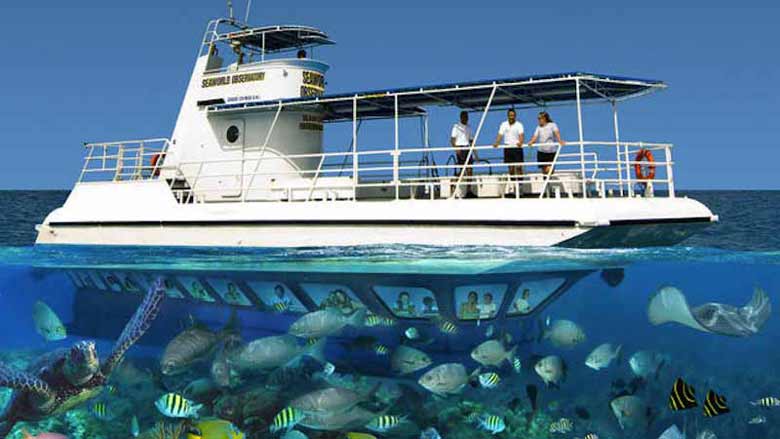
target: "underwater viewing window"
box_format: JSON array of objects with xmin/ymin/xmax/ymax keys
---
[
  {"xmin": 244, "ymin": 281, "xmax": 307, "ymax": 313},
  {"xmin": 373, "ymin": 285, "xmax": 439, "ymax": 318},
  {"xmin": 176, "ymin": 276, "xmax": 216, "ymax": 303},
  {"xmin": 507, "ymin": 278, "xmax": 566, "ymax": 316},
  {"xmin": 454, "ymin": 284, "xmax": 507, "ymax": 320},
  {"xmin": 207, "ymin": 278, "xmax": 253, "ymax": 306},
  {"xmin": 300, "ymin": 283, "xmax": 365, "ymax": 314}
]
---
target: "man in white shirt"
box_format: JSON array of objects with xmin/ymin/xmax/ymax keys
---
[
  {"xmin": 450, "ymin": 111, "xmax": 476, "ymax": 198},
  {"xmin": 493, "ymin": 108, "xmax": 525, "ymax": 180}
]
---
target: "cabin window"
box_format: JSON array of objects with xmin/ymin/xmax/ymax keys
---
[
  {"xmin": 244, "ymin": 281, "xmax": 307, "ymax": 313},
  {"xmin": 226, "ymin": 125, "xmax": 240, "ymax": 143},
  {"xmin": 507, "ymin": 278, "xmax": 566, "ymax": 316},
  {"xmin": 454, "ymin": 284, "xmax": 507, "ymax": 320},
  {"xmin": 373, "ymin": 285, "xmax": 439, "ymax": 318},
  {"xmin": 207, "ymin": 278, "xmax": 253, "ymax": 306},
  {"xmin": 177, "ymin": 276, "xmax": 216, "ymax": 302},
  {"xmin": 300, "ymin": 283, "xmax": 365, "ymax": 314}
]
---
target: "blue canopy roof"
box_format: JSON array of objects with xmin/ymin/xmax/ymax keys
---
[{"xmin": 209, "ymin": 72, "xmax": 665, "ymax": 122}]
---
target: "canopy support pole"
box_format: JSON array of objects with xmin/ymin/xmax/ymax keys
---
[
  {"xmin": 612, "ymin": 101, "xmax": 624, "ymax": 197},
  {"xmin": 394, "ymin": 95, "xmax": 400, "ymax": 200},
  {"xmin": 575, "ymin": 79, "xmax": 587, "ymax": 197},
  {"xmin": 352, "ymin": 96, "xmax": 358, "ymax": 201},
  {"xmin": 452, "ymin": 84, "xmax": 497, "ymax": 199}
]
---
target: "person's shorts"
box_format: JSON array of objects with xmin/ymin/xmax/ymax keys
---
[
  {"xmin": 455, "ymin": 149, "xmax": 475, "ymax": 165},
  {"xmin": 537, "ymin": 151, "xmax": 557, "ymax": 168},
  {"xmin": 503, "ymin": 147, "xmax": 524, "ymax": 166}
]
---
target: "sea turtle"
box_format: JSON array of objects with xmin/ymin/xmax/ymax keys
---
[{"xmin": 0, "ymin": 278, "xmax": 166, "ymax": 437}]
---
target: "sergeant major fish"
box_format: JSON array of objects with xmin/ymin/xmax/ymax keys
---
[
  {"xmin": 751, "ymin": 396, "xmax": 780, "ymax": 407},
  {"xmin": 475, "ymin": 414, "xmax": 505, "ymax": 434},
  {"xmin": 289, "ymin": 308, "xmax": 366, "ymax": 338},
  {"xmin": 478, "ymin": 372, "xmax": 501, "ymax": 389},
  {"xmin": 271, "ymin": 407, "xmax": 305, "ymax": 433},
  {"xmin": 155, "ymin": 393, "xmax": 202, "ymax": 419},
  {"xmin": 366, "ymin": 415, "xmax": 405, "ymax": 433}
]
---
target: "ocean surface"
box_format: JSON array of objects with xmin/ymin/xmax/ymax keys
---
[{"xmin": 0, "ymin": 190, "xmax": 777, "ymax": 439}]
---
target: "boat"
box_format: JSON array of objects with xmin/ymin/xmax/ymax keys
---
[{"xmin": 35, "ymin": 16, "xmax": 717, "ymax": 249}]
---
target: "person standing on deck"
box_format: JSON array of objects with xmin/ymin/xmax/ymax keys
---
[
  {"xmin": 493, "ymin": 108, "xmax": 525, "ymax": 182},
  {"xmin": 450, "ymin": 111, "xmax": 477, "ymax": 198},
  {"xmin": 528, "ymin": 111, "xmax": 565, "ymax": 176}
]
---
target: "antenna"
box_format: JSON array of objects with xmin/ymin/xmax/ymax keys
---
[
  {"xmin": 227, "ymin": 0, "xmax": 234, "ymax": 19},
  {"xmin": 244, "ymin": 0, "xmax": 252, "ymax": 23}
]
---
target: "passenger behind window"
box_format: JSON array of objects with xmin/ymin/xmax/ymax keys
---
[
  {"xmin": 479, "ymin": 293, "xmax": 497, "ymax": 319},
  {"xmin": 459, "ymin": 291, "xmax": 480, "ymax": 319},
  {"xmin": 271, "ymin": 284, "xmax": 293, "ymax": 310},
  {"xmin": 320, "ymin": 289, "xmax": 356, "ymax": 314},
  {"xmin": 421, "ymin": 296, "xmax": 439, "ymax": 315},
  {"xmin": 512, "ymin": 288, "xmax": 532, "ymax": 314},
  {"xmin": 393, "ymin": 291, "xmax": 417, "ymax": 317}
]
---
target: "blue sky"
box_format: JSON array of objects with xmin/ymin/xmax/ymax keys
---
[{"xmin": 0, "ymin": 1, "xmax": 777, "ymax": 189}]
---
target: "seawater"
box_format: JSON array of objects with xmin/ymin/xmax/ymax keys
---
[{"xmin": 0, "ymin": 191, "xmax": 777, "ymax": 439}]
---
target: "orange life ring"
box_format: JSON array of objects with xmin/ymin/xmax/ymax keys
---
[
  {"xmin": 150, "ymin": 153, "xmax": 164, "ymax": 177},
  {"xmin": 634, "ymin": 149, "xmax": 656, "ymax": 180}
]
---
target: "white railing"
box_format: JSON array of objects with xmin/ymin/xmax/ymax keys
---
[{"xmin": 76, "ymin": 139, "xmax": 675, "ymax": 203}]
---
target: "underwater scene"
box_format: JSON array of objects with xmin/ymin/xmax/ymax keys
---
[{"xmin": 0, "ymin": 191, "xmax": 778, "ymax": 439}]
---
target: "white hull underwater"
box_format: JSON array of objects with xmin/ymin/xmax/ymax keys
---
[{"xmin": 36, "ymin": 181, "xmax": 716, "ymax": 249}]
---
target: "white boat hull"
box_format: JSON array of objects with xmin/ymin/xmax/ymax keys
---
[{"xmin": 35, "ymin": 181, "xmax": 717, "ymax": 248}]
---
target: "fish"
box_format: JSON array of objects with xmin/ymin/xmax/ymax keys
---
[
  {"xmin": 703, "ymin": 390, "xmax": 730, "ymax": 417},
  {"xmin": 91, "ymin": 402, "xmax": 114, "ymax": 421},
  {"xmin": 280, "ymin": 430, "xmax": 307, "ymax": 439},
  {"xmin": 434, "ymin": 317, "xmax": 458, "ymax": 334},
  {"xmin": 610, "ymin": 395, "xmax": 652, "ymax": 430},
  {"xmin": 600, "ymin": 268, "xmax": 625, "ymax": 287},
  {"xmin": 696, "ymin": 430, "xmax": 717, "ymax": 439},
  {"xmin": 629, "ymin": 351, "xmax": 666, "ymax": 380},
  {"xmin": 585, "ymin": 343, "xmax": 622, "ymax": 370},
  {"xmin": 512, "ymin": 357, "xmax": 522, "ymax": 373},
  {"xmin": 391, "ymin": 345, "xmax": 432, "ymax": 375},
  {"xmin": 231, "ymin": 334, "xmax": 325, "ymax": 371},
  {"xmin": 105, "ymin": 384, "xmax": 118, "ymax": 396},
  {"xmin": 364, "ymin": 314, "xmax": 397, "ymax": 327},
  {"xmin": 322, "ymin": 362, "xmax": 336, "ymax": 376},
  {"xmin": 748, "ymin": 415, "xmax": 767, "ymax": 424},
  {"xmin": 273, "ymin": 301, "xmax": 290, "ymax": 313},
  {"xmin": 161, "ymin": 313, "xmax": 237, "ymax": 375},
  {"xmin": 418, "ymin": 363, "xmax": 479, "ymax": 396},
  {"xmin": 32, "ymin": 301, "xmax": 67, "ymax": 341},
  {"xmin": 298, "ymin": 406, "xmax": 380, "ymax": 431},
  {"xmin": 373, "ymin": 344, "xmax": 390, "ymax": 356},
  {"xmin": 291, "ymin": 386, "xmax": 376, "ymax": 414},
  {"xmin": 549, "ymin": 417, "xmax": 574, "ymax": 434},
  {"xmin": 534, "ymin": 355, "xmax": 567, "ymax": 388},
  {"xmin": 751, "ymin": 396, "xmax": 780, "ymax": 407},
  {"xmin": 270, "ymin": 407, "xmax": 305, "ymax": 433},
  {"xmin": 669, "ymin": 378, "xmax": 698, "ymax": 411},
  {"xmin": 478, "ymin": 372, "xmax": 501, "ymax": 389},
  {"xmin": 20, "ymin": 431, "xmax": 68, "ymax": 439},
  {"xmin": 648, "ymin": 286, "xmax": 771, "ymax": 337},
  {"xmin": 405, "ymin": 327, "xmax": 420, "ymax": 340},
  {"xmin": 186, "ymin": 419, "xmax": 245, "ymax": 439},
  {"xmin": 658, "ymin": 425, "xmax": 685, "ymax": 439},
  {"xmin": 475, "ymin": 414, "xmax": 505, "ymax": 434},
  {"xmin": 582, "ymin": 434, "xmax": 599, "ymax": 439},
  {"xmin": 485, "ymin": 324, "xmax": 495, "ymax": 338},
  {"xmin": 131, "ymin": 415, "xmax": 140, "ymax": 437},
  {"xmin": 419, "ymin": 428, "xmax": 441, "ymax": 439},
  {"xmin": 542, "ymin": 319, "xmax": 586, "ymax": 348},
  {"xmin": 470, "ymin": 340, "xmax": 517, "ymax": 367},
  {"xmin": 289, "ymin": 308, "xmax": 366, "ymax": 338},
  {"xmin": 347, "ymin": 433, "xmax": 377, "ymax": 439},
  {"xmin": 366, "ymin": 415, "xmax": 405, "ymax": 433},
  {"xmin": 155, "ymin": 393, "xmax": 202, "ymax": 418}
]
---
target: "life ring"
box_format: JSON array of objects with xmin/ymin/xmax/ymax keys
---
[
  {"xmin": 634, "ymin": 149, "xmax": 656, "ymax": 180},
  {"xmin": 150, "ymin": 153, "xmax": 164, "ymax": 177}
]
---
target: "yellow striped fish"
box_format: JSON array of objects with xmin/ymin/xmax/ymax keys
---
[
  {"xmin": 365, "ymin": 314, "xmax": 396, "ymax": 327},
  {"xmin": 373, "ymin": 344, "xmax": 390, "ymax": 356},
  {"xmin": 91, "ymin": 401, "xmax": 113, "ymax": 420},
  {"xmin": 703, "ymin": 390, "xmax": 730, "ymax": 417},
  {"xmin": 273, "ymin": 301, "xmax": 289, "ymax": 313},
  {"xmin": 154, "ymin": 393, "xmax": 202, "ymax": 418},
  {"xmin": 436, "ymin": 318, "xmax": 458, "ymax": 335},
  {"xmin": 366, "ymin": 415, "xmax": 404, "ymax": 432},
  {"xmin": 549, "ymin": 417, "xmax": 574, "ymax": 434},
  {"xmin": 668, "ymin": 377, "xmax": 697, "ymax": 411},
  {"xmin": 270, "ymin": 406, "xmax": 304, "ymax": 433},
  {"xmin": 306, "ymin": 337, "xmax": 320, "ymax": 346},
  {"xmin": 478, "ymin": 372, "xmax": 501, "ymax": 389},
  {"xmin": 512, "ymin": 357, "xmax": 522, "ymax": 373},
  {"xmin": 476, "ymin": 414, "xmax": 505, "ymax": 434},
  {"xmin": 583, "ymin": 434, "xmax": 599, "ymax": 439},
  {"xmin": 751, "ymin": 396, "xmax": 780, "ymax": 407}
]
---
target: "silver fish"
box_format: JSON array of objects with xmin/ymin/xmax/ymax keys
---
[
  {"xmin": 290, "ymin": 386, "xmax": 372, "ymax": 414},
  {"xmin": 470, "ymin": 340, "xmax": 516, "ymax": 367},
  {"xmin": 543, "ymin": 319, "xmax": 586, "ymax": 348},
  {"xmin": 585, "ymin": 343, "xmax": 622, "ymax": 370},
  {"xmin": 282, "ymin": 430, "xmax": 309, "ymax": 439},
  {"xmin": 161, "ymin": 316, "xmax": 235, "ymax": 375},
  {"xmin": 418, "ymin": 363, "xmax": 478, "ymax": 396},
  {"xmin": 748, "ymin": 415, "xmax": 767, "ymax": 425},
  {"xmin": 131, "ymin": 415, "xmax": 140, "ymax": 437},
  {"xmin": 610, "ymin": 395, "xmax": 650, "ymax": 430},
  {"xmin": 628, "ymin": 350, "xmax": 666, "ymax": 380},
  {"xmin": 32, "ymin": 301, "xmax": 67, "ymax": 341},
  {"xmin": 289, "ymin": 308, "xmax": 366, "ymax": 339},
  {"xmin": 534, "ymin": 355, "xmax": 566, "ymax": 387},
  {"xmin": 298, "ymin": 406, "xmax": 380, "ymax": 431},
  {"xmin": 231, "ymin": 335, "xmax": 325, "ymax": 371},
  {"xmin": 405, "ymin": 327, "xmax": 420, "ymax": 340},
  {"xmin": 658, "ymin": 425, "xmax": 684, "ymax": 439},
  {"xmin": 391, "ymin": 345, "xmax": 432, "ymax": 375}
]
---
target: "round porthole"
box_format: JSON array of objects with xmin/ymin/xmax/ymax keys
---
[{"xmin": 226, "ymin": 125, "xmax": 240, "ymax": 144}]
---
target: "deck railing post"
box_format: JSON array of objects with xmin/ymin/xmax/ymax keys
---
[
  {"xmin": 612, "ymin": 101, "xmax": 624, "ymax": 197},
  {"xmin": 394, "ymin": 95, "xmax": 400, "ymax": 200},
  {"xmin": 575, "ymin": 78, "xmax": 587, "ymax": 197},
  {"xmin": 352, "ymin": 96, "xmax": 358, "ymax": 200},
  {"xmin": 665, "ymin": 144, "xmax": 675, "ymax": 198}
]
